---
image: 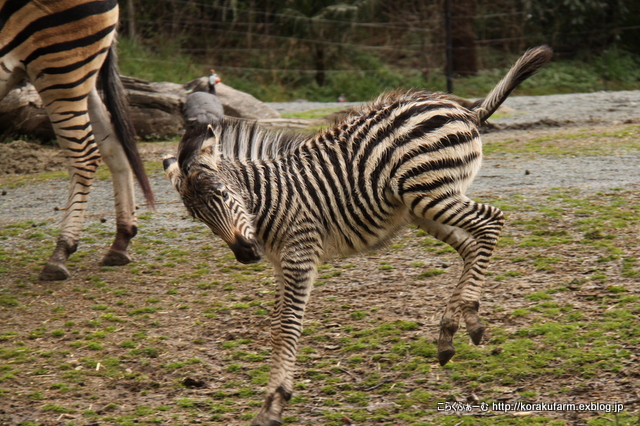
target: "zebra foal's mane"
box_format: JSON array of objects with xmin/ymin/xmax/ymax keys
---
[
  {"xmin": 220, "ymin": 119, "xmax": 306, "ymax": 159},
  {"xmin": 177, "ymin": 119, "xmax": 306, "ymax": 174}
]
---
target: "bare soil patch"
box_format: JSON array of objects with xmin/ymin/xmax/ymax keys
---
[{"xmin": 0, "ymin": 141, "xmax": 66, "ymax": 175}]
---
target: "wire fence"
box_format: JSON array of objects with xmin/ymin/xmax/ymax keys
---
[{"xmin": 118, "ymin": 1, "xmax": 640, "ymax": 84}]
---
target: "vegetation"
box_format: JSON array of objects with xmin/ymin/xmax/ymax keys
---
[{"xmin": 116, "ymin": 0, "xmax": 640, "ymax": 101}]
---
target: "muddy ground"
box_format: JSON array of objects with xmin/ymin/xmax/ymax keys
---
[{"xmin": 0, "ymin": 95, "xmax": 639, "ymax": 426}]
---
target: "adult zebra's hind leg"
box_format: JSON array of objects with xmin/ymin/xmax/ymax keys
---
[
  {"xmin": 252, "ymin": 245, "xmax": 319, "ymax": 426},
  {"xmin": 410, "ymin": 195, "xmax": 504, "ymax": 365},
  {"xmin": 87, "ymin": 88, "xmax": 138, "ymax": 267}
]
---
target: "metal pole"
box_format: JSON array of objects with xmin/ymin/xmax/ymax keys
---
[{"xmin": 445, "ymin": 0, "xmax": 454, "ymax": 93}]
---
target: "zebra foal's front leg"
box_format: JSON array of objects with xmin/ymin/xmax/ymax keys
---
[
  {"xmin": 411, "ymin": 195, "xmax": 504, "ymax": 365},
  {"xmin": 252, "ymin": 249, "xmax": 318, "ymax": 426}
]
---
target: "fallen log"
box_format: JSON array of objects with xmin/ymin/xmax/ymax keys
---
[
  {"xmin": 0, "ymin": 83, "xmax": 53, "ymax": 142},
  {"xmin": 0, "ymin": 76, "xmax": 280, "ymax": 142}
]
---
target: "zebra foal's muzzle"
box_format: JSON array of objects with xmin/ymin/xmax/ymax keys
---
[{"xmin": 228, "ymin": 233, "xmax": 261, "ymax": 264}]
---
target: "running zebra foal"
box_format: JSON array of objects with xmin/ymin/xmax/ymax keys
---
[
  {"xmin": 0, "ymin": 0, "xmax": 154, "ymax": 280},
  {"xmin": 165, "ymin": 46, "xmax": 552, "ymax": 425}
]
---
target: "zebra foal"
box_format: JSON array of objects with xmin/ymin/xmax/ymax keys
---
[
  {"xmin": 0, "ymin": 0, "xmax": 154, "ymax": 280},
  {"xmin": 164, "ymin": 46, "xmax": 552, "ymax": 425}
]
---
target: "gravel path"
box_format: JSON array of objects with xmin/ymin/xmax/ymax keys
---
[
  {"xmin": 492, "ymin": 90, "xmax": 640, "ymax": 127},
  {"xmin": 268, "ymin": 90, "xmax": 640, "ymax": 127},
  {"xmin": 1, "ymin": 90, "xmax": 640, "ymax": 226}
]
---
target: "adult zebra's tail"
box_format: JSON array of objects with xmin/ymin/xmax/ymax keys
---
[
  {"xmin": 472, "ymin": 45, "xmax": 553, "ymax": 123},
  {"xmin": 99, "ymin": 44, "xmax": 155, "ymax": 208}
]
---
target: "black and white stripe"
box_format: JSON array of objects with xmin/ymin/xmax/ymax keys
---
[
  {"xmin": 165, "ymin": 45, "xmax": 553, "ymax": 425},
  {"xmin": 0, "ymin": 0, "xmax": 154, "ymax": 280}
]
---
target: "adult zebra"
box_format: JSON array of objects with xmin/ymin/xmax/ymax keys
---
[
  {"xmin": 165, "ymin": 46, "xmax": 552, "ymax": 425},
  {"xmin": 0, "ymin": 0, "xmax": 154, "ymax": 280}
]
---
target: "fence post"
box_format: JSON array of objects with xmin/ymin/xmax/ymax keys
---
[{"xmin": 444, "ymin": 0, "xmax": 454, "ymax": 93}]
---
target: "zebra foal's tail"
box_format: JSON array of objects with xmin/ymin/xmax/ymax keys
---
[{"xmin": 472, "ymin": 45, "xmax": 553, "ymax": 123}]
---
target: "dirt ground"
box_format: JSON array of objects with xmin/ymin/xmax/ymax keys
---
[
  {"xmin": 0, "ymin": 116, "xmax": 639, "ymax": 426},
  {"xmin": 0, "ymin": 141, "xmax": 67, "ymax": 175}
]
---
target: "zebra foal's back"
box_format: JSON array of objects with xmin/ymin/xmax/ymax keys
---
[{"xmin": 270, "ymin": 90, "xmax": 483, "ymax": 256}]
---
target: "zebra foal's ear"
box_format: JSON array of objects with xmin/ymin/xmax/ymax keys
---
[
  {"xmin": 200, "ymin": 125, "xmax": 221, "ymax": 155},
  {"xmin": 177, "ymin": 124, "xmax": 221, "ymax": 174},
  {"xmin": 163, "ymin": 154, "xmax": 183, "ymax": 190},
  {"xmin": 198, "ymin": 124, "xmax": 224, "ymax": 169}
]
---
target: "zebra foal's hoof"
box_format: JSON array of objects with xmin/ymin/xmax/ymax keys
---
[
  {"xmin": 437, "ymin": 340, "xmax": 456, "ymax": 366},
  {"xmin": 251, "ymin": 412, "xmax": 282, "ymax": 426},
  {"xmin": 251, "ymin": 421, "xmax": 281, "ymax": 426},
  {"xmin": 39, "ymin": 263, "xmax": 70, "ymax": 281},
  {"xmin": 467, "ymin": 322, "xmax": 486, "ymax": 346},
  {"xmin": 100, "ymin": 250, "xmax": 132, "ymax": 266},
  {"xmin": 437, "ymin": 347, "xmax": 456, "ymax": 366}
]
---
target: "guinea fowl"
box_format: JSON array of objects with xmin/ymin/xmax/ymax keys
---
[{"xmin": 184, "ymin": 70, "xmax": 224, "ymax": 128}]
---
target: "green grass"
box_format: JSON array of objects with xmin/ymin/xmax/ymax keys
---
[
  {"xmin": 484, "ymin": 126, "xmax": 640, "ymax": 157},
  {"xmin": 116, "ymin": 37, "xmax": 640, "ymax": 102},
  {"xmin": 0, "ymin": 169, "xmax": 638, "ymax": 425},
  {"xmin": 118, "ymin": 38, "xmax": 207, "ymax": 84},
  {"xmin": 0, "ymin": 160, "xmax": 165, "ymax": 190},
  {"xmin": 280, "ymin": 107, "xmax": 347, "ymax": 120}
]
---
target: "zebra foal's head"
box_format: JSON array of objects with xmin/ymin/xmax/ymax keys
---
[{"xmin": 164, "ymin": 125, "xmax": 261, "ymax": 264}]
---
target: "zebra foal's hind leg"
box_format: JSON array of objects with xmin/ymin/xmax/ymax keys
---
[{"xmin": 410, "ymin": 195, "xmax": 504, "ymax": 365}]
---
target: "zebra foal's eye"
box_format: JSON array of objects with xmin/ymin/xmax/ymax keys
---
[
  {"xmin": 213, "ymin": 186, "xmax": 230, "ymax": 201},
  {"xmin": 210, "ymin": 181, "xmax": 228, "ymax": 198}
]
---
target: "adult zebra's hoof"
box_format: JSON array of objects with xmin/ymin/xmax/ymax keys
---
[
  {"xmin": 100, "ymin": 250, "xmax": 131, "ymax": 266},
  {"xmin": 39, "ymin": 263, "xmax": 70, "ymax": 281}
]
